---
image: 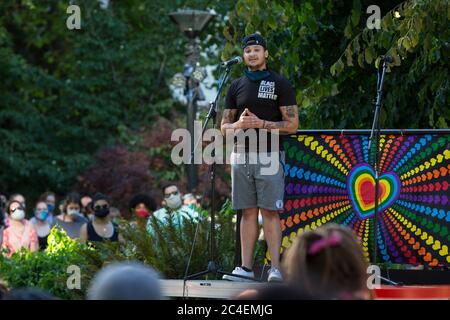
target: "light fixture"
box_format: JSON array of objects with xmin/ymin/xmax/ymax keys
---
[
  {"xmin": 192, "ymin": 67, "xmax": 206, "ymax": 82},
  {"xmin": 168, "ymin": 9, "xmax": 215, "ymax": 39},
  {"xmin": 171, "ymin": 73, "xmax": 186, "ymax": 88}
]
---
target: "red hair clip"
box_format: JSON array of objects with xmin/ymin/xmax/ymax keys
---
[{"xmin": 308, "ymin": 231, "xmax": 342, "ymax": 255}]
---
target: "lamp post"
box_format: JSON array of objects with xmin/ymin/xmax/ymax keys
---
[{"xmin": 169, "ymin": 9, "xmax": 215, "ymax": 192}]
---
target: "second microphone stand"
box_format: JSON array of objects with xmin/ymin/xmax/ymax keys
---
[{"xmin": 368, "ymin": 57, "xmax": 388, "ymax": 265}]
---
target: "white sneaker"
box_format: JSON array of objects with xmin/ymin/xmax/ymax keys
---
[
  {"xmin": 267, "ymin": 267, "xmax": 283, "ymax": 282},
  {"xmin": 222, "ymin": 266, "xmax": 255, "ymax": 282}
]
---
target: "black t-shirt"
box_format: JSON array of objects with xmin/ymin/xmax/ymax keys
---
[
  {"xmin": 38, "ymin": 235, "xmax": 49, "ymax": 250},
  {"xmin": 87, "ymin": 221, "xmax": 119, "ymax": 242},
  {"xmin": 224, "ymin": 69, "xmax": 297, "ymax": 152}
]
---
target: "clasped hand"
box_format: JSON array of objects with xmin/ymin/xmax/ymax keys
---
[{"xmin": 234, "ymin": 108, "xmax": 264, "ymax": 129}]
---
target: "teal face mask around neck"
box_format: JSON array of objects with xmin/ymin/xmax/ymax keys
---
[{"xmin": 244, "ymin": 69, "xmax": 270, "ymax": 82}]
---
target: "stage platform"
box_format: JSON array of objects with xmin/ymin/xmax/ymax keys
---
[
  {"xmin": 161, "ymin": 279, "xmax": 266, "ymax": 299},
  {"xmin": 160, "ymin": 280, "xmax": 450, "ymax": 299}
]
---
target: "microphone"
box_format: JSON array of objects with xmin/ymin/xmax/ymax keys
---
[
  {"xmin": 220, "ymin": 56, "xmax": 242, "ymax": 67},
  {"xmin": 380, "ymin": 55, "xmax": 393, "ymax": 63}
]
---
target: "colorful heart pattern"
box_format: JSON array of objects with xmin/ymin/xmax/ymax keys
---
[
  {"xmin": 347, "ymin": 163, "xmax": 401, "ymax": 219},
  {"xmin": 281, "ymin": 133, "xmax": 450, "ymax": 266}
]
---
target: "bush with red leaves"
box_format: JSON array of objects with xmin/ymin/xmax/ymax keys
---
[
  {"xmin": 74, "ymin": 144, "xmax": 159, "ymax": 218},
  {"xmin": 74, "ymin": 117, "xmax": 231, "ymax": 218}
]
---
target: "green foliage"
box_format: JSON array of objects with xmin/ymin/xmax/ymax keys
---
[
  {"xmin": 110, "ymin": 199, "xmax": 237, "ymax": 279},
  {"xmin": 331, "ymin": 0, "xmax": 449, "ymax": 129},
  {"xmin": 0, "ymin": 0, "xmax": 234, "ymax": 201},
  {"xmin": 0, "ymin": 227, "xmax": 92, "ymax": 299},
  {"xmin": 0, "ymin": 201, "xmax": 237, "ymax": 299},
  {"xmin": 225, "ymin": 0, "xmax": 449, "ymax": 130}
]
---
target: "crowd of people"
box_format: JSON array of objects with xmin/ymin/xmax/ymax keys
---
[
  {"xmin": 0, "ymin": 222, "xmax": 372, "ymax": 300},
  {"xmin": 0, "ymin": 182, "xmax": 200, "ymax": 256},
  {"xmin": 0, "ymin": 183, "xmax": 373, "ymax": 300}
]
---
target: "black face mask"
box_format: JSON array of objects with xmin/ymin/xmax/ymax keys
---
[{"xmin": 94, "ymin": 207, "xmax": 110, "ymax": 218}]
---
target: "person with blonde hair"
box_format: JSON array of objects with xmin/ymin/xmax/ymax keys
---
[{"xmin": 282, "ymin": 224, "xmax": 372, "ymax": 299}]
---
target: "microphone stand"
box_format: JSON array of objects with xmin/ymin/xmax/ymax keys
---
[
  {"xmin": 184, "ymin": 63, "xmax": 259, "ymax": 284},
  {"xmin": 367, "ymin": 57, "xmax": 401, "ymax": 287},
  {"xmin": 367, "ymin": 57, "xmax": 388, "ymax": 265}
]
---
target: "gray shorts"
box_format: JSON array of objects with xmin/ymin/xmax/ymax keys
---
[{"xmin": 230, "ymin": 151, "xmax": 285, "ymax": 211}]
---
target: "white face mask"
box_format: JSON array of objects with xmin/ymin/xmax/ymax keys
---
[
  {"xmin": 10, "ymin": 209, "xmax": 25, "ymax": 221},
  {"xmin": 67, "ymin": 209, "xmax": 80, "ymax": 216},
  {"xmin": 166, "ymin": 194, "xmax": 182, "ymax": 210}
]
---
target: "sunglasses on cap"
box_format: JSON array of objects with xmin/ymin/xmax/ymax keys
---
[{"xmin": 11, "ymin": 206, "xmax": 24, "ymax": 213}]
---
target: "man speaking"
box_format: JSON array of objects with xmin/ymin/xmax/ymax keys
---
[{"xmin": 221, "ymin": 33, "xmax": 298, "ymax": 282}]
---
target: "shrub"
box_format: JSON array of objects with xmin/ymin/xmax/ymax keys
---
[
  {"xmin": 97, "ymin": 199, "xmax": 237, "ymax": 279},
  {"xmin": 0, "ymin": 201, "xmax": 238, "ymax": 299},
  {"xmin": 0, "ymin": 227, "xmax": 92, "ymax": 299}
]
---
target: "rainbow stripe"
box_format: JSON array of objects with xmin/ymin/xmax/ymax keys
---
[
  {"xmin": 347, "ymin": 164, "xmax": 401, "ymax": 219},
  {"xmin": 280, "ymin": 133, "xmax": 450, "ymax": 266}
]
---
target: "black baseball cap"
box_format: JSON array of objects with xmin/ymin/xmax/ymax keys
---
[{"xmin": 242, "ymin": 33, "xmax": 267, "ymax": 50}]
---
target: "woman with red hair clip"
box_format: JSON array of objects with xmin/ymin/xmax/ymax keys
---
[{"xmin": 282, "ymin": 224, "xmax": 373, "ymax": 300}]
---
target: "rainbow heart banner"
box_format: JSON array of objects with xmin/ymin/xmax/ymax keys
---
[
  {"xmin": 347, "ymin": 164, "xmax": 401, "ymax": 220},
  {"xmin": 279, "ymin": 130, "xmax": 450, "ymax": 267}
]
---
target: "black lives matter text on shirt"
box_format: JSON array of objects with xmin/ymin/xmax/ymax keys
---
[{"xmin": 224, "ymin": 69, "xmax": 297, "ymax": 152}]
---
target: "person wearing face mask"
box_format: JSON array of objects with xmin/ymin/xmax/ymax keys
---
[
  {"xmin": 109, "ymin": 207, "xmax": 122, "ymax": 226},
  {"xmin": 79, "ymin": 193, "xmax": 122, "ymax": 244},
  {"xmin": 31, "ymin": 201, "xmax": 52, "ymax": 250},
  {"xmin": 52, "ymin": 192, "xmax": 87, "ymax": 239},
  {"xmin": 29, "ymin": 192, "xmax": 56, "ymax": 226},
  {"xmin": 183, "ymin": 193, "xmax": 201, "ymax": 210},
  {"xmin": 146, "ymin": 183, "xmax": 199, "ymax": 234},
  {"xmin": 38, "ymin": 191, "xmax": 56, "ymax": 225},
  {"xmin": 9, "ymin": 193, "xmax": 27, "ymax": 213},
  {"xmin": 129, "ymin": 194, "xmax": 157, "ymax": 229},
  {"xmin": 1, "ymin": 200, "xmax": 38, "ymax": 257}
]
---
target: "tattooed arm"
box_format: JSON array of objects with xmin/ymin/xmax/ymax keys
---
[
  {"xmin": 221, "ymin": 105, "xmax": 298, "ymax": 135},
  {"xmin": 262, "ymin": 105, "xmax": 299, "ymax": 134},
  {"xmin": 220, "ymin": 109, "xmax": 238, "ymax": 136},
  {"xmin": 247, "ymin": 105, "xmax": 299, "ymax": 134}
]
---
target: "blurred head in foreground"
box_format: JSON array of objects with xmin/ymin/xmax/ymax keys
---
[
  {"xmin": 3, "ymin": 287, "xmax": 55, "ymax": 300},
  {"xmin": 87, "ymin": 261, "xmax": 163, "ymax": 300}
]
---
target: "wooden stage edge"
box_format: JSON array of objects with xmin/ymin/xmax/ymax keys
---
[
  {"xmin": 160, "ymin": 280, "xmax": 450, "ymax": 299},
  {"xmin": 161, "ymin": 280, "xmax": 265, "ymax": 299}
]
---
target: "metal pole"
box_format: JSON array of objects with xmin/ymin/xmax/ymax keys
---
[
  {"xmin": 185, "ymin": 37, "xmax": 200, "ymax": 191},
  {"xmin": 369, "ymin": 59, "xmax": 388, "ymax": 264},
  {"xmin": 186, "ymin": 85, "xmax": 198, "ymax": 191}
]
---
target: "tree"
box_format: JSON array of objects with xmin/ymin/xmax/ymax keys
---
[
  {"xmin": 223, "ymin": 0, "xmax": 449, "ymax": 129},
  {"xmin": 331, "ymin": 0, "xmax": 449, "ymax": 129},
  {"xmin": 0, "ymin": 0, "xmax": 234, "ymax": 202}
]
